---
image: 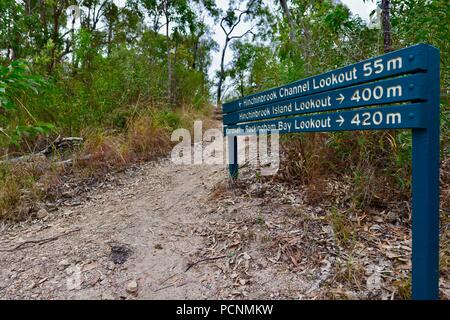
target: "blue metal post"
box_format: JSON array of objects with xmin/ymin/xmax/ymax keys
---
[
  {"xmin": 411, "ymin": 45, "xmax": 440, "ymax": 299},
  {"xmin": 228, "ymin": 135, "xmax": 238, "ymax": 179}
]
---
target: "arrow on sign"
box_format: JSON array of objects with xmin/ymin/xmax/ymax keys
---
[
  {"xmin": 336, "ymin": 93, "xmax": 345, "ymax": 104},
  {"xmin": 336, "ymin": 115, "xmax": 345, "ymax": 126}
]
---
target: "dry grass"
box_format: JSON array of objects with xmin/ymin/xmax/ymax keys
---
[
  {"xmin": 332, "ymin": 256, "xmax": 366, "ymax": 290},
  {"xmin": 75, "ymin": 111, "xmax": 191, "ymax": 173},
  {"xmin": 0, "ymin": 108, "xmax": 211, "ymax": 222},
  {"xmin": 0, "ymin": 158, "xmax": 61, "ymax": 221},
  {"xmin": 441, "ymin": 155, "xmax": 450, "ymax": 213},
  {"xmin": 327, "ymin": 208, "xmax": 355, "ymax": 248},
  {"xmin": 275, "ymin": 131, "xmax": 418, "ymax": 210},
  {"xmin": 206, "ymin": 162, "xmax": 450, "ymax": 299},
  {"xmin": 209, "ymin": 181, "xmax": 229, "ymax": 200},
  {"xmin": 77, "ymin": 133, "xmax": 128, "ymax": 169},
  {"xmin": 276, "ymin": 133, "xmax": 333, "ymax": 186},
  {"xmin": 127, "ymin": 116, "xmax": 172, "ymax": 161},
  {"xmin": 392, "ymin": 277, "xmax": 412, "ymax": 300}
]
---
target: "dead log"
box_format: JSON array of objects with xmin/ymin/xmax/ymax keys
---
[{"xmin": 0, "ymin": 136, "xmax": 83, "ymax": 164}]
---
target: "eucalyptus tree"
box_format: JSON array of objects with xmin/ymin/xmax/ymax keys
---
[
  {"xmin": 279, "ymin": 0, "xmax": 296, "ymax": 44},
  {"xmin": 216, "ymin": 0, "xmax": 264, "ymax": 107},
  {"xmin": 129, "ymin": 0, "xmax": 217, "ymax": 106}
]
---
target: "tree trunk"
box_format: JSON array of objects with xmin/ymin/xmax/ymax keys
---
[
  {"xmin": 152, "ymin": 14, "xmax": 161, "ymax": 32},
  {"xmin": 279, "ymin": 0, "xmax": 297, "ymax": 44},
  {"xmin": 48, "ymin": 5, "xmax": 61, "ymax": 74},
  {"xmin": 192, "ymin": 39, "xmax": 199, "ymax": 70},
  {"xmin": 164, "ymin": 2, "xmax": 172, "ymax": 105},
  {"xmin": 381, "ymin": 0, "xmax": 392, "ymax": 53},
  {"xmin": 6, "ymin": 12, "xmax": 12, "ymax": 61},
  {"xmin": 173, "ymin": 41, "xmax": 179, "ymax": 104},
  {"xmin": 24, "ymin": 0, "xmax": 31, "ymax": 15},
  {"xmin": 239, "ymin": 71, "xmax": 245, "ymax": 98},
  {"xmin": 92, "ymin": 6, "xmax": 97, "ymax": 31},
  {"xmin": 107, "ymin": 18, "xmax": 113, "ymax": 57},
  {"xmin": 10, "ymin": 48, "xmax": 16, "ymax": 61},
  {"xmin": 71, "ymin": 11, "xmax": 77, "ymax": 70},
  {"xmin": 39, "ymin": 0, "xmax": 48, "ymax": 41},
  {"xmin": 217, "ymin": 39, "xmax": 229, "ymax": 107}
]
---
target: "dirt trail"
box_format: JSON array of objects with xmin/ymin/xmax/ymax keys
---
[
  {"xmin": 1, "ymin": 155, "xmax": 448, "ymax": 300},
  {"xmin": 0, "ymin": 159, "xmax": 228, "ymax": 299}
]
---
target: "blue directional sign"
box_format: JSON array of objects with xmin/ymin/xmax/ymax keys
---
[
  {"xmin": 225, "ymin": 104, "xmax": 424, "ymax": 136},
  {"xmin": 223, "ymin": 74, "xmax": 426, "ymax": 125},
  {"xmin": 223, "ymin": 44, "xmax": 429, "ymax": 113},
  {"xmin": 220, "ymin": 44, "xmax": 441, "ymax": 300}
]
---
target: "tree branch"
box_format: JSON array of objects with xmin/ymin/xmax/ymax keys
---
[{"xmin": 229, "ymin": 29, "xmax": 254, "ymax": 40}]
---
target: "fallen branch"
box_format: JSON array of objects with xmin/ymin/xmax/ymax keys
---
[
  {"xmin": 0, "ymin": 228, "xmax": 81, "ymax": 252},
  {"xmin": 0, "ymin": 136, "xmax": 83, "ymax": 164},
  {"xmin": 160, "ymin": 272, "xmax": 181, "ymax": 285},
  {"xmin": 0, "ymin": 153, "xmax": 45, "ymax": 164},
  {"xmin": 185, "ymin": 255, "xmax": 227, "ymax": 272},
  {"xmin": 40, "ymin": 136, "xmax": 83, "ymax": 156},
  {"xmin": 153, "ymin": 281, "xmax": 189, "ymax": 292},
  {"xmin": 153, "ymin": 283, "xmax": 176, "ymax": 292},
  {"xmin": 55, "ymin": 154, "xmax": 92, "ymax": 166}
]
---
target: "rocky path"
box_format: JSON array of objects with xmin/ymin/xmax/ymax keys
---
[{"xmin": 0, "ymin": 159, "xmax": 228, "ymax": 299}]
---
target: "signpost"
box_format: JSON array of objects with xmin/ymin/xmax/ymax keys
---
[{"xmin": 220, "ymin": 44, "xmax": 441, "ymax": 300}]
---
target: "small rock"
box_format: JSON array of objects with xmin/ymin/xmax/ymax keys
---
[
  {"xmin": 85, "ymin": 273, "xmax": 101, "ymax": 286},
  {"xmin": 106, "ymin": 261, "xmax": 116, "ymax": 270},
  {"xmin": 386, "ymin": 211, "xmax": 398, "ymax": 223},
  {"xmin": 64, "ymin": 210, "xmax": 73, "ymax": 216},
  {"xmin": 101, "ymin": 292, "xmax": 115, "ymax": 300},
  {"xmin": 59, "ymin": 259, "xmax": 71, "ymax": 267},
  {"xmin": 82, "ymin": 261, "xmax": 99, "ymax": 272},
  {"xmin": 126, "ymin": 280, "xmax": 138, "ymax": 294},
  {"xmin": 62, "ymin": 191, "xmax": 74, "ymax": 198},
  {"xmin": 26, "ymin": 281, "xmax": 37, "ymax": 290},
  {"xmin": 36, "ymin": 208, "xmax": 48, "ymax": 219}
]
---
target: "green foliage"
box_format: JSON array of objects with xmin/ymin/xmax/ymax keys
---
[
  {"xmin": 0, "ymin": 0, "xmax": 216, "ymax": 156},
  {"xmin": 328, "ymin": 207, "xmax": 354, "ymax": 247},
  {"xmin": 0, "ymin": 60, "xmax": 54, "ymax": 147},
  {"xmin": 0, "ymin": 61, "xmax": 43, "ymax": 110},
  {"xmin": 227, "ymin": 41, "xmax": 283, "ymax": 100},
  {"xmin": 154, "ymin": 109, "xmax": 182, "ymax": 129}
]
